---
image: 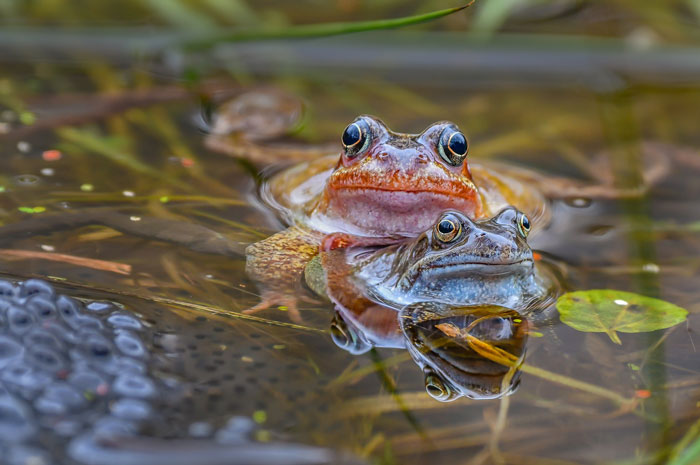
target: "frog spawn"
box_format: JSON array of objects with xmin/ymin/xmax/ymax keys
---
[
  {"xmin": 0, "ymin": 279, "xmax": 355, "ymax": 465},
  {"xmin": 0, "ymin": 279, "xmax": 167, "ymax": 463}
]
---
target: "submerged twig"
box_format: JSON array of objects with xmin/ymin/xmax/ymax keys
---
[{"xmin": 0, "ymin": 249, "xmax": 131, "ymax": 275}]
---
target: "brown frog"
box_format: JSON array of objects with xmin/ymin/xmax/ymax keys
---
[{"xmin": 243, "ymin": 115, "xmax": 548, "ymax": 322}]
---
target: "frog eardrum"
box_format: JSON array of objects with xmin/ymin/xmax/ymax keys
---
[
  {"xmin": 438, "ymin": 125, "xmax": 469, "ymax": 166},
  {"xmin": 341, "ymin": 117, "xmax": 371, "ymax": 158}
]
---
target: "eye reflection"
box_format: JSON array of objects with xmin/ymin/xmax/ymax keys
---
[
  {"xmin": 329, "ymin": 313, "xmax": 371, "ymax": 355},
  {"xmin": 424, "ymin": 371, "xmax": 457, "ymax": 402}
]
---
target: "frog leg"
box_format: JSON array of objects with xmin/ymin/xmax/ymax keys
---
[
  {"xmin": 504, "ymin": 141, "xmax": 680, "ymax": 200},
  {"xmin": 320, "ymin": 232, "xmax": 405, "ymax": 251},
  {"xmin": 244, "ymin": 227, "xmax": 321, "ymax": 322},
  {"xmin": 204, "ymin": 89, "xmax": 337, "ymax": 165}
]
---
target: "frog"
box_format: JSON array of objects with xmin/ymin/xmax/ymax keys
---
[
  {"xmin": 244, "ymin": 114, "xmax": 550, "ymax": 322},
  {"xmin": 306, "ymin": 207, "xmax": 556, "ymax": 315}
]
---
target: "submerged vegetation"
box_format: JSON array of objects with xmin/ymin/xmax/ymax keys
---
[{"xmin": 1, "ymin": 1, "xmax": 700, "ymax": 464}]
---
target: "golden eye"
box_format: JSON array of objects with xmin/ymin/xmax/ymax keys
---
[
  {"xmin": 435, "ymin": 214, "xmax": 461, "ymax": 243},
  {"xmin": 341, "ymin": 123, "xmax": 362, "ymax": 148},
  {"xmin": 517, "ymin": 213, "xmax": 531, "ymax": 238},
  {"xmin": 341, "ymin": 118, "xmax": 371, "ymax": 158},
  {"xmin": 438, "ymin": 126, "xmax": 469, "ymax": 166}
]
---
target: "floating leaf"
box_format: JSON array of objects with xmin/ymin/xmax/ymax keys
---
[
  {"xmin": 17, "ymin": 206, "xmax": 45, "ymax": 214},
  {"xmin": 556, "ymin": 290, "xmax": 688, "ymax": 344}
]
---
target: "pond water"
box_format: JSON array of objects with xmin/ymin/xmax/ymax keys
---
[{"xmin": 1, "ymin": 2, "xmax": 700, "ymax": 465}]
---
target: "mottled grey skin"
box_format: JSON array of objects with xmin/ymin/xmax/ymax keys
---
[{"xmin": 350, "ymin": 207, "xmax": 552, "ymax": 311}]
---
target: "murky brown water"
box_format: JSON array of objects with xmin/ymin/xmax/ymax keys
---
[{"xmin": 1, "ymin": 2, "xmax": 700, "ymax": 464}]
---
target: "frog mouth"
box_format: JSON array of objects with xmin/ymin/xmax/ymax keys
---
[
  {"xmin": 329, "ymin": 185, "xmax": 479, "ymax": 205},
  {"xmin": 327, "ymin": 160, "xmax": 481, "ymax": 212},
  {"xmin": 318, "ymin": 189, "xmax": 482, "ymax": 236},
  {"xmin": 324, "ymin": 189, "xmax": 481, "ymax": 218},
  {"xmin": 404, "ymin": 335, "xmax": 514, "ymax": 400},
  {"xmin": 423, "ymin": 259, "xmax": 534, "ymax": 275}
]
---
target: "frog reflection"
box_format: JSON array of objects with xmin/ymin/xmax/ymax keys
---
[
  {"xmin": 401, "ymin": 303, "xmax": 528, "ymax": 401},
  {"xmin": 329, "ymin": 303, "xmax": 528, "ymax": 401}
]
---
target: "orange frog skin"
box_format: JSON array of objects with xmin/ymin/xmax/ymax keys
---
[
  {"xmin": 245, "ymin": 116, "xmax": 548, "ymax": 322},
  {"xmin": 313, "ymin": 116, "xmax": 482, "ymax": 237}
]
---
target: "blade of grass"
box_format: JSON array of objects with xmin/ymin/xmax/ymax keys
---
[
  {"xmin": 182, "ymin": 2, "xmax": 475, "ymax": 50},
  {"xmin": 667, "ymin": 417, "xmax": 700, "ymax": 464},
  {"xmin": 441, "ymin": 322, "xmax": 636, "ymax": 406},
  {"xmin": 668, "ymin": 438, "xmax": 700, "ymax": 465},
  {"xmin": 56, "ymin": 127, "xmax": 190, "ymax": 190},
  {"xmin": 368, "ymin": 349, "xmax": 428, "ymax": 441}
]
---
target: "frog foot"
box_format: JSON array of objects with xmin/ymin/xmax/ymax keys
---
[{"xmin": 243, "ymin": 291, "xmax": 317, "ymax": 323}]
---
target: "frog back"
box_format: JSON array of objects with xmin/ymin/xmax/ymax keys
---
[{"xmin": 470, "ymin": 160, "xmax": 551, "ymax": 231}]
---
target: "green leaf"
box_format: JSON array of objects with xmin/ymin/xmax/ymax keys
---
[{"xmin": 556, "ymin": 290, "xmax": 688, "ymax": 344}]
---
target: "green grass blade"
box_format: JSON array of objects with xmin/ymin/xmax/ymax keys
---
[
  {"xmin": 183, "ymin": 2, "xmax": 475, "ymax": 50},
  {"xmin": 669, "ymin": 438, "xmax": 700, "ymax": 465}
]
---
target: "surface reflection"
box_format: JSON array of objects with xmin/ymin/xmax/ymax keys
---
[{"xmin": 330, "ymin": 302, "xmax": 529, "ymax": 401}]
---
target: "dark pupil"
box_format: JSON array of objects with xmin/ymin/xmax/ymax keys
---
[
  {"xmin": 522, "ymin": 216, "xmax": 530, "ymax": 230},
  {"xmin": 449, "ymin": 132, "xmax": 467, "ymax": 156},
  {"xmin": 342, "ymin": 124, "xmax": 361, "ymax": 147},
  {"xmin": 438, "ymin": 220, "xmax": 454, "ymax": 235}
]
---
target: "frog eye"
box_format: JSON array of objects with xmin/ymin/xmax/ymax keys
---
[
  {"xmin": 424, "ymin": 371, "xmax": 457, "ymax": 402},
  {"xmin": 330, "ymin": 315, "xmax": 371, "ymax": 354},
  {"xmin": 438, "ymin": 127, "xmax": 469, "ymax": 166},
  {"xmin": 517, "ymin": 213, "xmax": 531, "ymax": 238},
  {"xmin": 330, "ymin": 318, "xmax": 351, "ymax": 347},
  {"xmin": 434, "ymin": 213, "xmax": 462, "ymax": 243},
  {"xmin": 341, "ymin": 118, "xmax": 371, "ymax": 158}
]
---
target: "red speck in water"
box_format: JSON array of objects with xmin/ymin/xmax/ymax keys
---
[
  {"xmin": 181, "ymin": 158, "xmax": 195, "ymax": 168},
  {"xmin": 96, "ymin": 383, "xmax": 109, "ymax": 396},
  {"xmin": 635, "ymin": 389, "xmax": 652, "ymax": 399},
  {"xmin": 42, "ymin": 150, "xmax": 62, "ymax": 161}
]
